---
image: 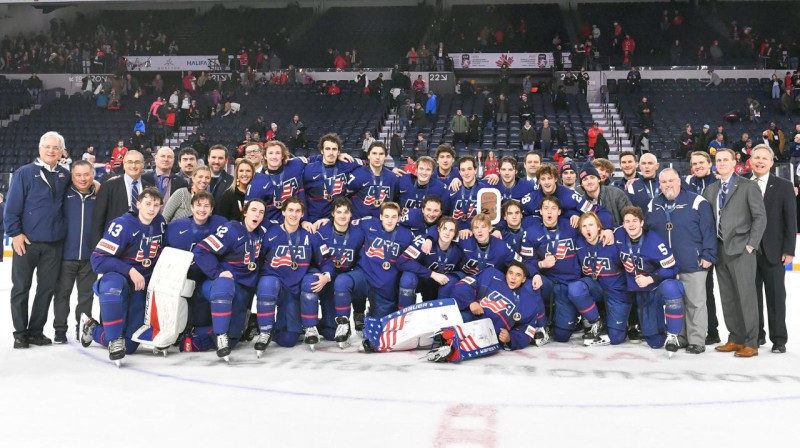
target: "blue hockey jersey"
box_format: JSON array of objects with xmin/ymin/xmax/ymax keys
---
[
  {"xmin": 316, "ymin": 221, "xmax": 366, "ymax": 274},
  {"xmin": 165, "ymin": 215, "xmax": 228, "ymax": 278},
  {"xmin": 347, "ymin": 165, "xmax": 398, "ymax": 219},
  {"xmin": 521, "ymin": 185, "xmax": 608, "ymax": 225},
  {"xmin": 458, "ymin": 235, "xmax": 521, "ymax": 275},
  {"xmin": 575, "ymin": 236, "xmax": 627, "ymax": 295},
  {"xmin": 192, "ymin": 220, "xmax": 267, "ymax": 288},
  {"xmin": 401, "ymin": 238, "xmax": 463, "ymax": 276},
  {"xmin": 496, "ymin": 178, "xmax": 538, "ymax": 202},
  {"xmin": 399, "ymin": 207, "xmax": 439, "ymax": 241},
  {"xmin": 452, "ymin": 267, "xmax": 546, "ymax": 350},
  {"xmin": 91, "ymin": 212, "xmax": 167, "ymax": 280},
  {"xmin": 246, "ymin": 158, "xmax": 307, "ymax": 222},
  {"xmin": 447, "ymin": 179, "xmax": 491, "ymax": 230},
  {"xmin": 520, "ymin": 218, "xmax": 580, "ymax": 283},
  {"xmin": 614, "ymin": 227, "xmax": 678, "ymax": 292},
  {"xmin": 303, "ymin": 158, "xmax": 363, "ymax": 222},
  {"xmin": 260, "ymin": 224, "xmax": 333, "ymax": 294},
  {"xmin": 397, "ymin": 173, "xmax": 448, "ymax": 215},
  {"xmin": 356, "ymin": 219, "xmax": 421, "ymax": 298}
]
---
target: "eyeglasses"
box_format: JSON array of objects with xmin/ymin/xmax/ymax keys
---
[
  {"xmin": 124, "ymin": 160, "xmax": 144, "ymax": 166},
  {"xmin": 245, "ymin": 149, "xmax": 262, "ymax": 155}
]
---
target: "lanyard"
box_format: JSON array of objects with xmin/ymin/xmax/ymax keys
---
[
  {"xmin": 435, "ymin": 244, "xmax": 449, "ymax": 273},
  {"xmin": 644, "ymin": 178, "xmax": 658, "ymax": 199},
  {"xmin": 663, "ymin": 201, "xmax": 676, "ymax": 247},
  {"xmin": 332, "ymin": 227, "xmax": 350, "ymax": 266},
  {"xmin": 544, "ymin": 225, "xmax": 560, "ymax": 255},
  {"xmin": 324, "ymin": 165, "xmax": 339, "ymax": 197},
  {"xmin": 626, "ymin": 236, "xmax": 644, "ymax": 276},
  {"xmin": 269, "ymin": 169, "xmax": 286, "ymax": 203},
  {"xmin": 282, "ymin": 225, "xmax": 300, "ymax": 263},
  {"xmin": 461, "ymin": 184, "xmax": 476, "ymax": 218},
  {"xmin": 475, "ymin": 241, "xmax": 490, "ymax": 269}
]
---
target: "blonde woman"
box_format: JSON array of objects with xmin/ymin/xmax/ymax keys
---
[
  {"xmin": 162, "ymin": 165, "xmax": 212, "ymax": 222},
  {"xmin": 216, "ymin": 159, "xmax": 255, "ymax": 221}
]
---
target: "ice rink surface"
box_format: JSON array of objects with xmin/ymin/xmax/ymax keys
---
[{"xmin": 1, "ymin": 260, "xmax": 799, "ymax": 448}]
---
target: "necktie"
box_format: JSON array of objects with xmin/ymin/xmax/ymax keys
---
[
  {"xmin": 717, "ymin": 181, "xmax": 727, "ymax": 239},
  {"xmin": 131, "ymin": 179, "xmax": 140, "ymax": 213}
]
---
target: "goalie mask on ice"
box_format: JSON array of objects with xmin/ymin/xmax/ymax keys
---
[
  {"xmin": 132, "ymin": 248, "xmax": 196, "ymax": 348},
  {"xmin": 361, "ymin": 299, "xmax": 500, "ymax": 362}
]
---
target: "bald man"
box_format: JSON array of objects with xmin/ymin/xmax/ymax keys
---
[
  {"xmin": 141, "ymin": 146, "xmax": 188, "ymax": 204},
  {"xmin": 626, "ymin": 153, "xmax": 661, "ymax": 209}
]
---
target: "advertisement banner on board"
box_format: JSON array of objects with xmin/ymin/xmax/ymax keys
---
[{"xmin": 448, "ymin": 52, "xmax": 556, "ymax": 69}]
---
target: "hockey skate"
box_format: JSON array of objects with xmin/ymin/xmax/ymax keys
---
[
  {"xmin": 583, "ymin": 318, "xmax": 610, "ymax": 347},
  {"xmin": 108, "ymin": 337, "xmax": 125, "ymax": 368},
  {"xmin": 216, "ymin": 333, "xmax": 231, "ymax": 362},
  {"xmin": 533, "ymin": 327, "xmax": 550, "ymax": 347},
  {"xmin": 303, "ymin": 326, "xmax": 320, "ymax": 351},
  {"xmin": 152, "ymin": 346, "xmax": 169, "ymax": 357},
  {"xmin": 79, "ymin": 313, "xmax": 99, "ymax": 348},
  {"xmin": 254, "ymin": 332, "xmax": 272, "ymax": 358},
  {"xmin": 360, "ymin": 338, "xmax": 375, "ymax": 353},
  {"xmin": 665, "ymin": 333, "xmax": 680, "ymax": 358},
  {"xmin": 334, "ymin": 316, "xmax": 352, "ymax": 349},
  {"xmin": 241, "ymin": 313, "xmax": 259, "ymax": 343},
  {"xmin": 353, "ymin": 312, "xmax": 365, "ymax": 332}
]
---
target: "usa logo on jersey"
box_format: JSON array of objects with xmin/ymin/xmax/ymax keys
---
[
  {"xmin": 326, "ymin": 174, "xmax": 346, "ymax": 196},
  {"xmin": 452, "ymin": 200, "xmax": 476, "ymax": 220},
  {"xmin": 244, "ymin": 240, "xmax": 261, "ymax": 264},
  {"xmin": 462, "ymin": 259, "xmax": 492, "ymax": 275},
  {"xmin": 547, "ymin": 238, "xmax": 575, "ymax": 259},
  {"xmin": 620, "ymin": 253, "xmax": 645, "ymax": 273},
  {"xmin": 331, "ymin": 248, "xmax": 355, "ymax": 267},
  {"xmin": 277, "ymin": 178, "xmax": 300, "ymax": 202},
  {"xmin": 365, "ymin": 237, "xmax": 399, "ymax": 260},
  {"xmin": 270, "ymin": 245, "xmax": 308, "ymax": 268},
  {"xmin": 135, "ymin": 235, "xmax": 163, "ymax": 262},
  {"xmin": 364, "ymin": 186, "xmax": 391, "ymax": 206},
  {"xmin": 480, "ymin": 291, "xmax": 516, "ymax": 315},
  {"xmin": 582, "ymin": 257, "xmax": 611, "ymax": 276}
]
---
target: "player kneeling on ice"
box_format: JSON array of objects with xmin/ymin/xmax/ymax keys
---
[
  {"xmin": 571, "ymin": 212, "xmax": 633, "ymax": 346},
  {"xmin": 81, "ymin": 188, "xmax": 166, "ymax": 366},
  {"xmin": 192, "ymin": 199, "xmax": 267, "ymax": 361},
  {"xmin": 398, "ymin": 216, "xmax": 464, "ymax": 303},
  {"xmin": 254, "ymin": 197, "xmax": 333, "ymax": 354},
  {"xmin": 451, "ymin": 262, "xmax": 549, "ymax": 351},
  {"xmin": 617, "ymin": 206, "xmax": 685, "ymax": 356}
]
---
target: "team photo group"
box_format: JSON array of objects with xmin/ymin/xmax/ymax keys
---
[{"xmin": 5, "ymin": 128, "xmax": 795, "ymax": 366}]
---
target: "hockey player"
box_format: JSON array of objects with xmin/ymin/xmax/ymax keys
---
[
  {"xmin": 453, "ymin": 214, "xmax": 522, "ymax": 276},
  {"xmin": 617, "ymin": 206, "xmax": 685, "ymax": 355},
  {"xmin": 164, "ymin": 191, "xmax": 227, "ymax": 336},
  {"xmin": 399, "ymin": 195, "xmax": 444, "ymax": 241},
  {"xmin": 572, "ymin": 212, "xmax": 632, "ymax": 345},
  {"xmin": 308, "ymin": 197, "xmax": 365, "ymax": 345},
  {"xmin": 246, "ymin": 140, "xmax": 306, "ymax": 223},
  {"xmin": 399, "ymin": 217, "xmax": 464, "ymax": 302},
  {"xmin": 494, "ymin": 200, "xmax": 532, "ymax": 253},
  {"xmin": 626, "ymin": 153, "xmax": 660, "ymax": 209},
  {"xmin": 434, "ymin": 144, "xmax": 460, "ymax": 186},
  {"xmin": 496, "ymin": 156, "xmax": 537, "ymax": 202},
  {"xmin": 191, "ymin": 199, "xmax": 268, "ymax": 361},
  {"xmin": 303, "ymin": 133, "xmax": 364, "ymax": 224},
  {"xmin": 447, "ymin": 155, "xmax": 491, "ymax": 231},
  {"xmin": 347, "ymin": 142, "xmax": 398, "ymax": 219},
  {"xmin": 254, "ymin": 197, "xmax": 333, "ymax": 353},
  {"xmin": 521, "ymin": 164, "xmax": 613, "ymax": 230},
  {"xmin": 520, "ymin": 195, "xmax": 581, "ymax": 335},
  {"xmin": 334, "ymin": 202, "xmax": 441, "ymax": 320},
  {"xmin": 684, "ymin": 151, "xmax": 716, "ymax": 195},
  {"xmin": 82, "ymin": 187, "xmax": 166, "ymax": 365},
  {"xmin": 452, "ymin": 263, "xmax": 548, "ymax": 350},
  {"xmin": 397, "ymin": 156, "xmax": 447, "ymax": 214}
]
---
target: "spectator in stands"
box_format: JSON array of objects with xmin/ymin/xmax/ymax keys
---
[
  {"xmin": 398, "ymin": 99, "xmax": 412, "ymax": 134},
  {"xmin": 266, "ymin": 122, "xmax": 279, "ymax": 141},
  {"xmin": 182, "ymin": 71, "xmax": 196, "ymax": 93},
  {"xmin": 95, "ymin": 88, "xmax": 108, "ymax": 109},
  {"xmin": 578, "ymin": 68, "xmax": 589, "ymax": 96},
  {"xmin": 626, "ymin": 66, "xmax": 641, "ymax": 93},
  {"xmin": 370, "ymin": 73, "xmax": 384, "ymax": 99},
  {"xmin": 177, "ymin": 148, "xmax": 199, "ymax": 185},
  {"xmin": 521, "ymin": 120, "xmax": 536, "ymax": 152},
  {"xmin": 412, "ymin": 74, "xmax": 426, "ymax": 103},
  {"xmin": 709, "ymin": 133, "xmax": 726, "ymax": 154},
  {"xmin": 764, "ymin": 122, "xmax": 786, "ymax": 160},
  {"xmin": 468, "ymin": 114, "xmax": 481, "ymax": 144},
  {"xmin": 519, "ymin": 93, "xmax": 533, "ymax": 123},
  {"xmin": 733, "ymin": 133, "xmax": 749, "ymax": 156},
  {"xmin": 362, "ymin": 131, "xmax": 376, "ymax": 155},
  {"xmin": 671, "ymin": 40, "xmax": 682, "ymax": 65},
  {"xmin": 415, "ymin": 133, "xmax": 428, "ymax": 155},
  {"xmin": 244, "ymin": 143, "xmax": 266, "ymax": 174},
  {"xmin": 553, "ymin": 85, "xmax": 568, "ymax": 111},
  {"xmin": 412, "ymin": 103, "xmax": 427, "ymax": 129},
  {"xmin": 419, "ymin": 44, "xmax": 432, "ymax": 71},
  {"xmin": 287, "ymin": 114, "xmax": 306, "ymax": 150},
  {"xmin": 637, "ymin": 97, "xmax": 653, "ymax": 128},
  {"xmin": 482, "ymin": 97, "xmax": 495, "ymax": 131},
  {"xmin": 26, "ymin": 73, "xmax": 42, "ymax": 101},
  {"xmin": 327, "ymin": 81, "xmax": 341, "ymax": 95},
  {"xmin": 695, "ymin": 124, "xmax": 713, "ymax": 152},
  {"xmin": 710, "ymin": 41, "xmax": 723, "ymax": 65},
  {"xmin": 552, "ymin": 147, "xmax": 570, "ymax": 172},
  {"xmin": 111, "ymin": 140, "xmax": 128, "ymax": 165},
  {"xmin": 747, "ymin": 97, "xmax": 762, "ymax": 123},
  {"xmin": 705, "ymin": 70, "xmax": 722, "ymax": 89},
  {"xmin": 539, "ymin": 119, "xmax": 555, "ymax": 157},
  {"xmin": 425, "ymin": 92, "xmax": 438, "ymax": 124},
  {"xmin": 82, "ymin": 145, "xmax": 96, "ymax": 163},
  {"xmin": 450, "ymin": 110, "xmax": 469, "ymax": 145},
  {"xmin": 168, "ymin": 90, "xmax": 179, "ymax": 109},
  {"xmin": 697, "ymin": 45, "xmax": 708, "ymax": 65},
  {"xmin": 435, "ymin": 42, "xmax": 446, "ymax": 72},
  {"xmin": 496, "ymin": 93, "xmax": 509, "ymax": 123},
  {"xmin": 130, "ymin": 130, "xmax": 147, "ymax": 155},
  {"xmin": 356, "ymin": 69, "xmax": 368, "ymax": 96},
  {"xmin": 593, "ymin": 133, "xmax": 610, "ymax": 160},
  {"xmin": 587, "ymin": 121, "xmax": 603, "ymax": 156},
  {"xmin": 123, "ymin": 73, "xmax": 140, "ymax": 98},
  {"xmin": 483, "ymin": 151, "xmax": 499, "ymax": 177},
  {"xmin": 781, "ymin": 88, "xmax": 795, "ymax": 117},
  {"xmin": 192, "ymin": 133, "xmax": 210, "ymax": 163},
  {"xmin": 637, "ymin": 127, "xmax": 651, "ymax": 156}
]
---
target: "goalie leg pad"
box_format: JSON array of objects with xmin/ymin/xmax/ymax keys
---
[
  {"xmin": 442, "ymin": 319, "xmax": 501, "ymax": 362},
  {"xmin": 363, "ymin": 299, "xmax": 464, "ymax": 352},
  {"xmin": 398, "ymin": 272, "xmax": 418, "ymax": 309},
  {"xmin": 95, "ymin": 272, "xmax": 130, "ymax": 343},
  {"xmin": 300, "ymin": 274, "xmax": 320, "ymax": 328},
  {"xmin": 207, "ymin": 277, "xmax": 235, "ymax": 335}
]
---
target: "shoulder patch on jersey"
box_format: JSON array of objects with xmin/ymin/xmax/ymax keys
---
[
  {"xmin": 204, "ymin": 235, "xmax": 223, "ymax": 251},
  {"xmin": 404, "ymin": 246, "xmax": 421, "ymax": 259},
  {"xmin": 461, "ymin": 276, "xmax": 476, "ymax": 285},
  {"xmin": 525, "ymin": 325, "xmax": 537, "ymax": 339},
  {"xmin": 96, "ymin": 238, "xmax": 119, "ymax": 255},
  {"xmin": 513, "ymin": 253, "xmax": 522, "ymax": 262},
  {"xmin": 660, "ymin": 255, "xmax": 676, "ymax": 268}
]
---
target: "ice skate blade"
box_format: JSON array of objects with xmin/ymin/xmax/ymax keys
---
[
  {"xmin": 337, "ymin": 341, "xmax": 351, "ymax": 349},
  {"xmin": 114, "ymin": 360, "xmax": 122, "ymax": 368},
  {"xmin": 256, "ymin": 350, "xmax": 264, "ymax": 359},
  {"xmin": 307, "ymin": 344, "xmax": 316, "ymax": 352}
]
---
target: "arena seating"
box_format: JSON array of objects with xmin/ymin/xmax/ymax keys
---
[{"xmin": 0, "ymin": 77, "xmax": 34, "ymax": 122}]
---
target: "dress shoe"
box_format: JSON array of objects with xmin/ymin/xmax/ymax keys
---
[
  {"xmin": 715, "ymin": 341, "xmax": 744, "ymax": 352},
  {"xmin": 705, "ymin": 332, "xmax": 721, "ymax": 345},
  {"xmin": 13, "ymin": 337, "xmax": 29, "ymax": 349},
  {"xmin": 772, "ymin": 344, "xmax": 787, "ymax": 354},
  {"xmin": 686, "ymin": 344, "xmax": 706, "ymax": 354},
  {"xmin": 26, "ymin": 334, "xmax": 52, "ymax": 346},
  {"xmin": 734, "ymin": 346, "xmax": 759, "ymax": 358},
  {"xmin": 758, "ymin": 336, "xmax": 766, "ymax": 346}
]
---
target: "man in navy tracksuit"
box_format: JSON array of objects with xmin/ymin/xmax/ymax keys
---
[
  {"xmin": 52, "ymin": 161, "xmax": 98, "ymax": 343},
  {"xmin": 646, "ymin": 168, "xmax": 717, "ymax": 354},
  {"xmin": 4, "ymin": 132, "xmax": 71, "ymax": 348}
]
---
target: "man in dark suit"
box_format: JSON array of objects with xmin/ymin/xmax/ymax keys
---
[
  {"xmin": 90, "ymin": 150, "xmax": 153, "ymax": 248},
  {"xmin": 207, "ymin": 144, "xmax": 233, "ymax": 201},
  {"xmin": 702, "ymin": 148, "xmax": 767, "ymax": 357},
  {"xmin": 141, "ymin": 147, "xmax": 188, "ymax": 205},
  {"xmin": 750, "ymin": 144, "xmax": 796, "ymax": 353}
]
